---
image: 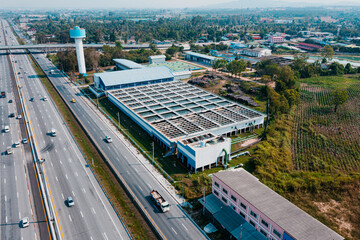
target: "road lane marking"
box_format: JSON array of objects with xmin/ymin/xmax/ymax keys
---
[
  {"xmin": 65, "ymin": 174, "xmax": 68, "ymax": 180},
  {"xmin": 60, "ymin": 160, "xmax": 63, "ymax": 165},
  {"xmin": 72, "ymin": 191, "xmax": 75, "ymax": 197},
  {"xmin": 4, "ymin": 195, "xmax": 6, "ymax": 202},
  {"xmin": 74, "ymin": 172, "xmax": 78, "ymax": 177},
  {"xmin": 68, "ymin": 215, "xmax": 72, "ymax": 222},
  {"xmin": 91, "ymin": 208, "xmax": 96, "ymax": 215},
  {"xmin": 4, "ymin": 178, "xmax": 6, "ymax": 184},
  {"xmin": 55, "ymin": 176, "xmax": 58, "ymax": 182},
  {"xmin": 171, "ymin": 227, "xmax": 178, "ymax": 235},
  {"xmin": 103, "ymin": 232, "xmax": 108, "ymax": 240},
  {"xmin": 182, "ymin": 223, "xmax": 188, "ymax": 231},
  {"xmin": 82, "ymin": 188, "xmax": 86, "ymax": 193},
  {"xmin": 61, "ymin": 193, "xmax": 64, "ymax": 199},
  {"xmin": 17, "ymin": 192, "xmax": 19, "ymax": 199},
  {"xmin": 138, "ymin": 186, "xmax": 143, "ymax": 191},
  {"xmin": 80, "ymin": 211, "xmax": 84, "ymax": 218},
  {"xmin": 15, "ymin": 176, "xmax": 17, "ymax": 181},
  {"xmin": 5, "ymin": 216, "xmax": 7, "ymax": 223},
  {"xmin": 50, "ymin": 161, "xmax": 53, "ymax": 167}
]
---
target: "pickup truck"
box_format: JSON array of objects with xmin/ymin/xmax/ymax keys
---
[{"xmin": 150, "ymin": 190, "xmax": 170, "ymax": 212}]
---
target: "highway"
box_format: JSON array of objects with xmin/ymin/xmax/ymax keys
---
[
  {"xmin": 31, "ymin": 33, "xmax": 209, "ymax": 240},
  {"xmin": 2, "ymin": 19, "xmax": 132, "ymax": 240},
  {"xmin": 0, "ymin": 20, "xmax": 49, "ymax": 240}
]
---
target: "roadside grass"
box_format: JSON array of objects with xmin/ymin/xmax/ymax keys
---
[{"xmin": 28, "ymin": 54, "xmax": 156, "ymax": 240}]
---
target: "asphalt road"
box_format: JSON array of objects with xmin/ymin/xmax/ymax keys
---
[
  {"xmin": 0, "ymin": 20, "xmax": 48, "ymax": 240},
  {"xmin": 2, "ymin": 20, "xmax": 131, "ymax": 240},
  {"xmin": 32, "ymin": 41, "xmax": 209, "ymax": 240}
]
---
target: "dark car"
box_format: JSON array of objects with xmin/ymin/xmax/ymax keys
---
[
  {"xmin": 8, "ymin": 99, "xmax": 12, "ymax": 103},
  {"xmin": 9, "ymin": 113, "xmax": 15, "ymax": 118},
  {"xmin": 30, "ymin": 98, "xmax": 34, "ymax": 102}
]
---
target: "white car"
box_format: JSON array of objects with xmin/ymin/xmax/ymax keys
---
[
  {"xmin": 17, "ymin": 114, "xmax": 22, "ymax": 119},
  {"xmin": 43, "ymin": 96, "xmax": 47, "ymax": 101},
  {"xmin": 105, "ymin": 136, "xmax": 112, "ymax": 143},
  {"xmin": 6, "ymin": 147, "xmax": 12, "ymax": 155},
  {"xmin": 67, "ymin": 197, "xmax": 75, "ymax": 207},
  {"xmin": 14, "ymin": 141, "xmax": 20, "ymax": 148},
  {"xmin": 22, "ymin": 138, "xmax": 28, "ymax": 144},
  {"xmin": 4, "ymin": 125, "xmax": 10, "ymax": 133},
  {"xmin": 21, "ymin": 217, "xmax": 30, "ymax": 228}
]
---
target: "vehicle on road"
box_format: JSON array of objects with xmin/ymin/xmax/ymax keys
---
[
  {"xmin": 1, "ymin": 91, "xmax": 6, "ymax": 98},
  {"xmin": 50, "ymin": 128, "xmax": 57, "ymax": 137},
  {"xmin": 8, "ymin": 99, "xmax": 12, "ymax": 103},
  {"xmin": 50, "ymin": 70, "xmax": 55, "ymax": 75},
  {"xmin": 18, "ymin": 72, "xmax": 21, "ymax": 74},
  {"xmin": 4, "ymin": 125, "xmax": 9, "ymax": 133},
  {"xmin": 105, "ymin": 136, "xmax": 112, "ymax": 143},
  {"xmin": 22, "ymin": 138, "xmax": 28, "ymax": 144},
  {"xmin": 150, "ymin": 190, "xmax": 170, "ymax": 212},
  {"xmin": 14, "ymin": 141, "xmax": 20, "ymax": 148},
  {"xmin": 67, "ymin": 197, "xmax": 74, "ymax": 207},
  {"xmin": 17, "ymin": 114, "xmax": 22, "ymax": 119},
  {"xmin": 30, "ymin": 97, "xmax": 34, "ymax": 102},
  {"xmin": 9, "ymin": 113, "xmax": 15, "ymax": 118},
  {"xmin": 43, "ymin": 96, "xmax": 47, "ymax": 101},
  {"xmin": 21, "ymin": 217, "xmax": 29, "ymax": 228},
  {"xmin": 71, "ymin": 98, "xmax": 76, "ymax": 103},
  {"xmin": 6, "ymin": 147, "xmax": 12, "ymax": 155}
]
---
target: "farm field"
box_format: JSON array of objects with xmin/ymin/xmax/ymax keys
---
[{"xmin": 292, "ymin": 76, "xmax": 360, "ymax": 172}]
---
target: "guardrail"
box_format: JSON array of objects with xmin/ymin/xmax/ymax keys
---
[{"xmin": 79, "ymin": 88, "xmax": 175, "ymax": 183}]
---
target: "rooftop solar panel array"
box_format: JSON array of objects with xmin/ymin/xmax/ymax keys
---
[{"xmin": 109, "ymin": 81, "xmax": 264, "ymax": 140}]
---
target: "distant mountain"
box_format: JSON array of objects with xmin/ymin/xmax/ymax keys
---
[{"xmin": 203, "ymin": 0, "xmax": 360, "ymax": 9}]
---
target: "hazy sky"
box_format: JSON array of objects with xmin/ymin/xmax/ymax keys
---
[{"xmin": 1, "ymin": 0, "xmax": 359, "ymax": 9}]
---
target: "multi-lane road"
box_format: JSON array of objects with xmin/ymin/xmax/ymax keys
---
[
  {"xmin": 31, "ymin": 32, "xmax": 209, "ymax": 240},
  {"xmin": 1, "ymin": 19, "xmax": 131, "ymax": 240}
]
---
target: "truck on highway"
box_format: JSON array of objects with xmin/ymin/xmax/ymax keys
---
[{"xmin": 150, "ymin": 190, "xmax": 170, "ymax": 212}]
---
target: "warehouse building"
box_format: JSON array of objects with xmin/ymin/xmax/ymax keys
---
[
  {"xmin": 149, "ymin": 55, "xmax": 166, "ymax": 64},
  {"xmin": 208, "ymin": 168, "xmax": 344, "ymax": 240},
  {"xmin": 185, "ymin": 51, "xmax": 219, "ymax": 65},
  {"xmin": 93, "ymin": 68, "xmax": 265, "ymax": 172},
  {"xmin": 113, "ymin": 58, "xmax": 144, "ymax": 70}
]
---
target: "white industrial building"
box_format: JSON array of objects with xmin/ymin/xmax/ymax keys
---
[
  {"xmin": 113, "ymin": 59, "xmax": 144, "ymax": 70},
  {"xmin": 238, "ymin": 48, "xmax": 272, "ymax": 58},
  {"xmin": 149, "ymin": 55, "xmax": 166, "ymax": 64},
  {"xmin": 91, "ymin": 68, "xmax": 266, "ymax": 173}
]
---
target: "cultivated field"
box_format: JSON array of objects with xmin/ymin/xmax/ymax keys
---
[{"xmin": 292, "ymin": 76, "xmax": 360, "ymax": 172}]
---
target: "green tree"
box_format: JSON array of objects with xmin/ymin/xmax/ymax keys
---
[
  {"xmin": 284, "ymin": 89, "xmax": 300, "ymax": 107},
  {"xmin": 321, "ymin": 45, "xmax": 334, "ymax": 63},
  {"xmin": 331, "ymin": 88, "xmax": 348, "ymax": 112}
]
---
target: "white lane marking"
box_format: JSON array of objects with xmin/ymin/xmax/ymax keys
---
[
  {"xmin": 182, "ymin": 223, "xmax": 188, "ymax": 231},
  {"xmin": 19, "ymin": 212, "xmax": 21, "ymax": 219},
  {"xmin": 3, "ymin": 164, "xmax": 5, "ymax": 169},
  {"xmin": 72, "ymin": 191, "xmax": 75, "ymax": 197},
  {"xmin": 4, "ymin": 178, "xmax": 6, "ymax": 184},
  {"xmin": 103, "ymin": 232, "xmax": 108, "ymax": 240},
  {"xmin": 91, "ymin": 208, "xmax": 96, "ymax": 215},
  {"xmin": 90, "ymin": 237, "xmax": 93, "ymax": 240},
  {"xmin": 61, "ymin": 193, "xmax": 64, "ymax": 199},
  {"xmin": 171, "ymin": 227, "xmax": 178, "ymax": 235},
  {"xmin": 82, "ymin": 188, "xmax": 86, "ymax": 193},
  {"xmin": 65, "ymin": 174, "xmax": 68, "ymax": 180},
  {"xmin": 4, "ymin": 195, "xmax": 6, "ymax": 202},
  {"xmin": 5, "ymin": 216, "xmax": 7, "ymax": 223},
  {"xmin": 134, "ymin": 168, "xmax": 138, "ymax": 173},
  {"xmin": 15, "ymin": 176, "xmax": 17, "ymax": 182},
  {"xmin": 55, "ymin": 149, "xmax": 57, "ymax": 153},
  {"xmin": 68, "ymin": 158, "xmax": 72, "ymax": 163},
  {"xmin": 50, "ymin": 161, "xmax": 53, "ymax": 167},
  {"xmin": 80, "ymin": 211, "xmax": 84, "ymax": 218},
  {"xmin": 126, "ymin": 170, "xmax": 129, "ymax": 174},
  {"xmin": 55, "ymin": 176, "xmax": 58, "ymax": 182},
  {"xmin": 68, "ymin": 215, "xmax": 72, "ymax": 222},
  {"xmin": 146, "ymin": 183, "xmax": 151, "ymax": 189},
  {"xmin": 138, "ymin": 186, "xmax": 143, "ymax": 191},
  {"xmin": 60, "ymin": 160, "xmax": 63, "ymax": 165},
  {"xmin": 17, "ymin": 192, "xmax": 19, "ymax": 199},
  {"xmin": 74, "ymin": 172, "xmax": 78, "ymax": 177}
]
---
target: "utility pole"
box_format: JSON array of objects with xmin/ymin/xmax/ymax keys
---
[{"xmin": 240, "ymin": 224, "xmax": 243, "ymax": 240}]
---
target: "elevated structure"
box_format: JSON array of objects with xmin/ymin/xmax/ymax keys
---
[
  {"xmin": 211, "ymin": 168, "xmax": 344, "ymax": 240},
  {"xmin": 70, "ymin": 26, "xmax": 86, "ymax": 76}
]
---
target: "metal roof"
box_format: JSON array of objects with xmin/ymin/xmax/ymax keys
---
[
  {"xmin": 149, "ymin": 55, "xmax": 166, "ymax": 59},
  {"xmin": 113, "ymin": 59, "xmax": 144, "ymax": 69},
  {"xmin": 214, "ymin": 169, "xmax": 344, "ymax": 240},
  {"xmin": 94, "ymin": 66, "xmax": 174, "ymax": 87},
  {"xmin": 185, "ymin": 51, "xmax": 218, "ymax": 61}
]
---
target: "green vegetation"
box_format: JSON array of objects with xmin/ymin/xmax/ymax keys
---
[{"xmin": 28, "ymin": 55, "xmax": 156, "ymax": 240}]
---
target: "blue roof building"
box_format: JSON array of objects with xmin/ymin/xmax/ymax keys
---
[
  {"xmin": 113, "ymin": 59, "xmax": 144, "ymax": 70},
  {"xmin": 93, "ymin": 66, "xmax": 174, "ymax": 91}
]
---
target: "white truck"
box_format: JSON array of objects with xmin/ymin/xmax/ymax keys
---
[{"xmin": 150, "ymin": 190, "xmax": 170, "ymax": 212}]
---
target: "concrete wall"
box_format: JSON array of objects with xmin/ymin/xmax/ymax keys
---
[{"xmin": 212, "ymin": 175, "xmax": 287, "ymax": 240}]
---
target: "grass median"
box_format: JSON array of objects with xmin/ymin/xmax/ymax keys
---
[{"xmin": 28, "ymin": 54, "xmax": 157, "ymax": 240}]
